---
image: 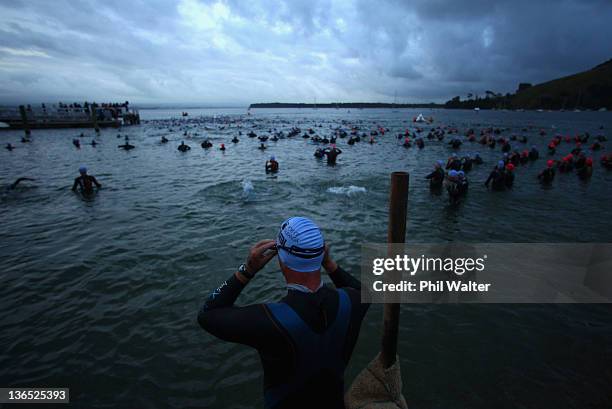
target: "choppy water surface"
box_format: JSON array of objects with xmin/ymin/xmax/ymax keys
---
[{"xmin": 1, "ymin": 108, "xmax": 611, "ymax": 408}]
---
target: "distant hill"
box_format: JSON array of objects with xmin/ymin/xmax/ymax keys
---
[
  {"xmin": 511, "ymin": 59, "xmax": 612, "ymax": 110},
  {"xmin": 444, "ymin": 59, "xmax": 612, "ymax": 110}
]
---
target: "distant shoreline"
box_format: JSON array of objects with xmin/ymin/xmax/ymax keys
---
[{"xmin": 249, "ymin": 102, "xmax": 443, "ymax": 109}]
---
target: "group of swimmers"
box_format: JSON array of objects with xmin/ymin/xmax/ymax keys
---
[{"xmin": 5, "ymin": 118, "xmax": 608, "ymax": 203}]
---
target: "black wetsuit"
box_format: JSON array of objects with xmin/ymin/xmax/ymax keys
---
[
  {"xmin": 324, "ymin": 148, "xmax": 342, "ymax": 165},
  {"xmin": 504, "ymin": 172, "xmax": 515, "ymax": 188},
  {"xmin": 539, "ymin": 168, "xmax": 555, "ymax": 184},
  {"xmin": 72, "ymin": 175, "xmax": 101, "ymax": 194},
  {"xmin": 485, "ymin": 169, "xmax": 506, "ymax": 191},
  {"xmin": 425, "ymin": 168, "xmax": 445, "ymax": 188},
  {"xmin": 266, "ymin": 161, "xmax": 279, "ymax": 173},
  {"xmin": 198, "ymin": 266, "xmax": 369, "ymax": 409}
]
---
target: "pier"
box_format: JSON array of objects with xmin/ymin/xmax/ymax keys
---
[{"xmin": 0, "ymin": 102, "xmax": 140, "ymax": 130}]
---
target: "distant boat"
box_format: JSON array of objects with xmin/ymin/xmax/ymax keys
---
[
  {"xmin": 414, "ymin": 113, "xmax": 426, "ymax": 123},
  {"xmin": 537, "ymin": 109, "xmax": 544, "ymax": 112},
  {"xmin": 474, "ymin": 107, "xmax": 480, "ymax": 112},
  {"xmin": 182, "ymin": 112, "xmax": 188, "ymax": 116}
]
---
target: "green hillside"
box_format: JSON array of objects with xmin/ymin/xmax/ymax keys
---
[{"xmin": 511, "ymin": 59, "xmax": 612, "ymax": 110}]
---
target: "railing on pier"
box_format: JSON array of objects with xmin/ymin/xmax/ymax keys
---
[{"xmin": 0, "ymin": 103, "xmax": 140, "ymax": 130}]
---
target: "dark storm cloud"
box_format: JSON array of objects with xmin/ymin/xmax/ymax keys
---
[{"xmin": 0, "ymin": 0, "xmax": 610, "ymax": 105}]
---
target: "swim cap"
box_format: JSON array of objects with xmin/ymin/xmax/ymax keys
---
[
  {"xmin": 331, "ymin": 144, "xmax": 336, "ymax": 149},
  {"xmin": 436, "ymin": 160, "xmax": 444, "ymax": 167},
  {"xmin": 586, "ymin": 157, "xmax": 593, "ymax": 166},
  {"xmin": 506, "ymin": 163, "xmax": 515, "ymax": 171},
  {"xmin": 498, "ymin": 160, "xmax": 505, "ymax": 169},
  {"xmin": 270, "ymin": 155, "xmax": 275, "ymax": 161},
  {"xmin": 547, "ymin": 160, "xmax": 554, "ymax": 168},
  {"xmin": 452, "ymin": 153, "xmax": 457, "ymax": 158},
  {"xmin": 458, "ymin": 170, "xmax": 465, "ymax": 177},
  {"xmin": 448, "ymin": 170, "xmax": 458, "ymax": 177},
  {"xmin": 276, "ymin": 217, "xmax": 325, "ymax": 273},
  {"xmin": 79, "ymin": 166, "xmax": 87, "ymax": 174}
]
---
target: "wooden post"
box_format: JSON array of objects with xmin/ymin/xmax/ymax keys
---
[
  {"xmin": 19, "ymin": 105, "xmax": 31, "ymax": 137},
  {"xmin": 380, "ymin": 171, "xmax": 409, "ymax": 369}
]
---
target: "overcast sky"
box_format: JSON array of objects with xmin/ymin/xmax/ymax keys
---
[{"xmin": 0, "ymin": 0, "xmax": 611, "ymax": 106}]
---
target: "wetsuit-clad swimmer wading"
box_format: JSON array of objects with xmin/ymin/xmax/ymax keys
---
[
  {"xmin": 198, "ymin": 217, "xmax": 369, "ymax": 409},
  {"xmin": 72, "ymin": 166, "xmax": 101, "ymax": 194},
  {"xmin": 323, "ymin": 144, "xmax": 342, "ymax": 165}
]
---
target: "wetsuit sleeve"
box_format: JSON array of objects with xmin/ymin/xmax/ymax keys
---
[
  {"xmin": 91, "ymin": 176, "xmax": 101, "ymax": 188},
  {"xmin": 485, "ymin": 172, "xmax": 493, "ymax": 186},
  {"xmin": 71, "ymin": 177, "xmax": 80, "ymax": 191},
  {"xmin": 197, "ymin": 273, "xmax": 278, "ymax": 349},
  {"xmin": 425, "ymin": 171, "xmax": 434, "ymax": 179},
  {"xmin": 328, "ymin": 265, "xmax": 361, "ymax": 290}
]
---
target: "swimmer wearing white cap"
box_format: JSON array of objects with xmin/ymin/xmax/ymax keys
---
[{"xmin": 198, "ymin": 216, "xmax": 370, "ymax": 408}]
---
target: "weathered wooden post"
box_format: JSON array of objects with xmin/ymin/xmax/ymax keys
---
[
  {"xmin": 19, "ymin": 105, "xmax": 31, "ymax": 137},
  {"xmin": 380, "ymin": 171, "xmax": 409, "ymax": 368},
  {"xmin": 345, "ymin": 172, "xmax": 409, "ymax": 409}
]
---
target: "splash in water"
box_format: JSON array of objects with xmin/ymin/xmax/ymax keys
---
[
  {"xmin": 241, "ymin": 180, "xmax": 254, "ymax": 200},
  {"xmin": 327, "ymin": 186, "xmax": 367, "ymax": 196}
]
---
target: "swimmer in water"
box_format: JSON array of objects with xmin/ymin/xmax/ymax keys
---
[
  {"xmin": 178, "ymin": 141, "xmax": 191, "ymax": 152},
  {"xmin": 258, "ymin": 143, "xmax": 267, "ymax": 150},
  {"xmin": 5, "ymin": 143, "xmax": 15, "ymax": 151},
  {"xmin": 577, "ymin": 157, "xmax": 593, "ymax": 180},
  {"xmin": 485, "ymin": 160, "xmax": 506, "ymax": 191},
  {"xmin": 161, "ymin": 136, "xmax": 169, "ymax": 143},
  {"xmin": 201, "ymin": 140, "xmax": 212, "ymax": 149},
  {"xmin": 446, "ymin": 153, "xmax": 461, "ymax": 171},
  {"xmin": 118, "ymin": 141, "xmax": 135, "ymax": 150},
  {"xmin": 314, "ymin": 148, "xmax": 325, "ymax": 159},
  {"xmin": 425, "ymin": 160, "xmax": 445, "ymax": 189},
  {"xmin": 266, "ymin": 156, "xmax": 279, "ymax": 173},
  {"xmin": 323, "ymin": 144, "xmax": 342, "ymax": 165},
  {"xmin": 71, "ymin": 166, "xmax": 101, "ymax": 194},
  {"xmin": 445, "ymin": 170, "xmax": 462, "ymax": 204},
  {"xmin": 538, "ymin": 160, "xmax": 556, "ymax": 184},
  {"xmin": 231, "ymin": 136, "xmax": 239, "ymax": 143},
  {"xmin": 6, "ymin": 177, "xmax": 35, "ymax": 190},
  {"xmin": 220, "ymin": 143, "xmax": 226, "ymax": 151}
]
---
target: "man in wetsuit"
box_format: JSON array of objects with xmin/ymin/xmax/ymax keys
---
[
  {"xmin": 323, "ymin": 144, "xmax": 342, "ymax": 165},
  {"xmin": 484, "ymin": 161, "xmax": 506, "ymax": 191},
  {"xmin": 266, "ymin": 156, "xmax": 279, "ymax": 173},
  {"xmin": 71, "ymin": 166, "xmax": 101, "ymax": 194},
  {"xmin": 425, "ymin": 160, "xmax": 445, "ymax": 189},
  {"xmin": 198, "ymin": 217, "xmax": 369, "ymax": 409},
  {"xmin": 538, "ymin": 160, "xmax": 556, "ymax": 184}
]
